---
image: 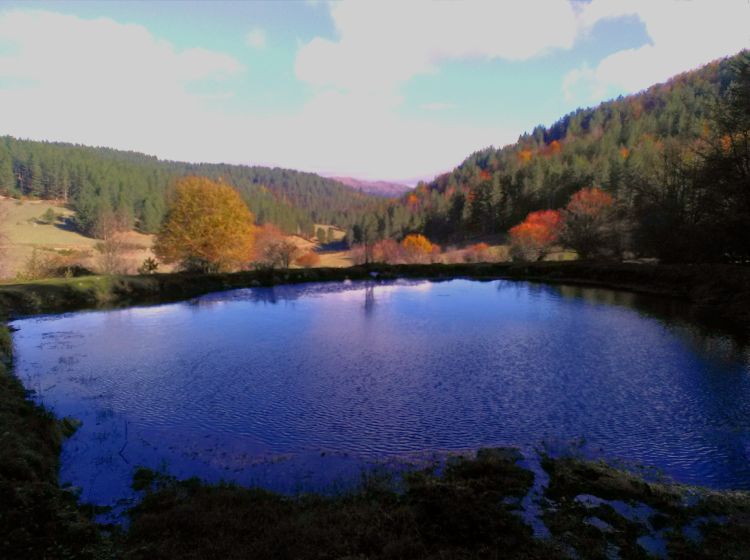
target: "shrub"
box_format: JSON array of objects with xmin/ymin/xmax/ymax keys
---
[
  {"xmin": 401, "ymin": 234, "xmax": 438, "ymax": 263},
  {"xmin": 463, "ymin": 243, "xmax": 491, "ymax": 263},
  {"xmin": 17, "ymin": 248, "xmax": 92, "ymax": 280},
  {"xmin": 38, "ymin": 207, "xmax": 58, "ymax": 225},
  {"xmin": 138, "ymin": 257, "xmax": 159, "ymax": 275},
  {"xmin": 509, "ymin": 210, "xmax": 562, "ymax": 262},
  {"xmin": 252, "ymin": 225, "xmax": 301, "ymax": 269}
]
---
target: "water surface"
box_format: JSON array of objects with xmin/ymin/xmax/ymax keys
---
[{"xmin": 12, "ymin": 279, "xmax": 750, "ymax": 508}]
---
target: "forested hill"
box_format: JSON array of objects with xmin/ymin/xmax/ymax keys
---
[
  {"xmin": 2, "ymin": 50, "xmax": 746, "ymax": 253},
  {"xmin": 395, "ymin": 51, "xmax": 746, "ymax": 247},
  {"xmin": 0, "ymin": 137, "xmax": 382, "ymax": 236}
]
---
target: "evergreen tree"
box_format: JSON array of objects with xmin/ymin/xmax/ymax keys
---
[{"xmin": 0, "ymin": 153, "xmax": 16, "ymax": 195}]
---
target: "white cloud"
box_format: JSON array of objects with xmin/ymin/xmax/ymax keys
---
[
  {"xmin": 565, "ymin": 0, "xmax": 750, "ymax": 100},
  {"xmin": 562, "ymin": 64, "xmax": 595, "ymax": 101},
  {"xmin": 295, "ymin": 1, "xmax": 577, "ymax": 95},
  {"xmin": 0, "ymin": 7, "xmax": 521, "ymax": 181},
  {"xmin": 0, "ymin": 10, "xmax": 244, "ymax": 159},
  {"xmin": 245, "ymin": 27, "xmax": 266, "ymax": 49},
  {"xmin": 6, "ymin": 3, "xmax": 746, "ymax": 183},
  {"xmin": 248, "ymin": 89, "xmax": 507, "ymax": 180},
  {"xmin": 287, "ymin": 0, "xmax": 578, "ymax": 179}
]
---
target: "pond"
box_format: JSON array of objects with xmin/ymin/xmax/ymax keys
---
[{"xmin": 11, "ymin": 279, "xmax": 750, "ymax": 510}]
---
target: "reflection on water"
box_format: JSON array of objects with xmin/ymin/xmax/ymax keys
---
[
  {"xmin": 550, "ymin": 284, "xmax": 750, "ymax": 367},
  {"xmin": 11, "ymin": 279, "xmax": 750, "ymax": 512}
]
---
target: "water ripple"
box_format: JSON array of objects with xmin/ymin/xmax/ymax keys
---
[{"xmin": 10, "ymin": 279, "xmax": 750, "ymax": 509}]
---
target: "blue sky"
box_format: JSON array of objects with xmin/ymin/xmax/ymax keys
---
[{"xmin": 0, "ymin": 1, "xmax": 747, "ymax": 182}]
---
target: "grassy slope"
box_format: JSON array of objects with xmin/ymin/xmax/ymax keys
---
[
  {"xmin": 1, "ymin": 263, "xmax": 749, "ymax": 559},
  {"xmin": 0, "ymin": 198, "xmax": 156, "ymax": 278},
  {"xmin": 0, "ymin": 200, "xmax": 352, "ymax": 278}
]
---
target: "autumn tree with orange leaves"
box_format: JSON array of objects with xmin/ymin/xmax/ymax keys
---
[
  {"xmin": 154, "ymin": 177, "xmax": 255, "ymax": 272},
  {"xmin": 401, "ymin": 234, "xmax": 440, "ymax": 263},
  {"xmin": 560, "ymin": 187, "xmax": 617, "ymax": 259},
  {"xmin": 252, "ymin": 224, "xmax": 300, "ymax": 268},
  {"xmin": 508, "ymin": 210, "xmax": 562, "ymax": 262}
]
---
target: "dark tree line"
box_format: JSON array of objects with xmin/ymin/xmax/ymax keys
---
[
  {"xmin": 631, "ymin": 52, "xmax": 750, "ymax": 261},
  {"xmin": 0, "ymin": 138, "xmax": 384, "ymax": 237}
]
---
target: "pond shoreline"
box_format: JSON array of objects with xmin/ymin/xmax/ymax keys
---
[
  {"xmin": 1, "ymin": 262, "xmax": 749, "ymax": 558},
  {"xmin": 2, "ymin": 261, "xmax": 749, "ymax": 329}
]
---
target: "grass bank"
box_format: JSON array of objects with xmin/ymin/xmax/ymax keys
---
[
  {"xmin": 0, "ymin": 324, "xmax": 100, "ymax": 559},
  {"xmin": 123, "ymin": 449, "xmax": 557, "ymax": 559},
  {"xmin": 1, "ymin": 262, "xmax": 749, "ymax": 558},
  {"xmin": 93, "ymin": 450, "xmax": 750, "ymax": 559}
]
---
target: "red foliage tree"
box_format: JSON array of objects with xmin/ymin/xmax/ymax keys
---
[
  {"xmin": 253, "ymin": 224, "xmax": 299, "ymax": 268},
  {"xmin": 565, "ymin": 187, "xmax": 614, "ymax": 217},
  {"xmin": 560, "ymin": 187, "xmax": 616, "ymax": 259},
  {"xmin": 508, "ymin": 210, "xmax": 562, "ymax": 261}
]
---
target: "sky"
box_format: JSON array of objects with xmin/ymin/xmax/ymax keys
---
[{"xmin": 0, "ymin": 1, "xmax": 747, "ymax": 184}]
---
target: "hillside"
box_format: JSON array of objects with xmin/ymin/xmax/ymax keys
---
[
  {"xmin": 370, "ymin": 50, "xmax": 748, "ymax": 263},
  {"xmin": 331, "ymin": 176, "xmax": 412, "ymax": 197},
  {"xmin": 0, "ymin": 138, "xmax": 384, "ymax": 238},
  {"xmin": 1, "ymin": 51, "xmax": 746, "ymax": 265},
  {"xmin": 0, "ymin": 197, "xmax": 159, "ymax": 279}
]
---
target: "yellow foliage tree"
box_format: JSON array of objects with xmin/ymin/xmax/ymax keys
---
[
  {"xmin": 154, "ymin": 177, "xmax": 255, "ymax": 272},
  {"xmin": 401, "ymin": 233, "xmax": 432, "ymax": 254},
  {"xmin": 401, "ymin": 234, "xmax": 435, "ymax": 263}
]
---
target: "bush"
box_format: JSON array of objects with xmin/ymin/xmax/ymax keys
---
[
  {"xmin": 95, "ymin": 235, "xmax": 128, "ymax": 275},
  {"xmin": 17, "ymin": 248, "xmax": 92, "ymax": 280},
  {"xmin": 509, "ymin": 210, "xmax": 562, "ymax": 262},
  {"xmin": 462, "ymin": 243, "xmax": 491, "ymax": 263},
  {"xmin": 401, "ymin": 234, "xmax": 440, "ymax": 264},
  {"xmin": 253, "ymin": 225, "xmax": 300, "ymax": 269},
  {"xmin": 138, "ymin": 257, "xmax": 159, "ymax": 275},
  {"xmin": 38, "ymin": 207, "xmax": 58, "ymax": 225}
]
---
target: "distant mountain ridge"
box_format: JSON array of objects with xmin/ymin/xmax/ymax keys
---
[{"xmin": 331, "ymin": 176, "xmax": 412, "ymax": 197}]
